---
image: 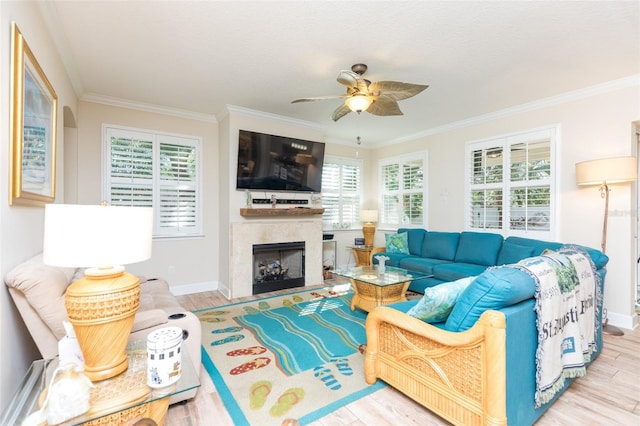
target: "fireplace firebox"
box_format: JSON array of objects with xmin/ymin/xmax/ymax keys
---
[{"xmin": 252, "ymin": 241, "xmax": 305, "ymax": 295}]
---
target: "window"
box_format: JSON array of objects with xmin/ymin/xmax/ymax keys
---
[
  {"xmin": 103, "ymin": 125, "xmax": 202, "ymax": 237},
  {"xmin": 321, "ymin": 156, "xmax": 362, "ymax": 229},
  {"xmin": 379, "ymin": 152, "xmax": 427, "ymax": 227},
  {"xmin": 466, "ymin": 126, "xmax": 555, "ymax": 237}
]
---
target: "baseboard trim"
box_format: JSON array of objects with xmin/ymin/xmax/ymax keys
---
[
  {"xmin": 607, "ymin": 310, "xmax": 637, "ymax": 331},
  {"xmin": 170, "ymin": 280, "xmax": 218, "ymax": 296}
]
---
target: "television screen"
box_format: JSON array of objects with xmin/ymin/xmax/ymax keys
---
[{"xmin": 236, "ymin": 130, "xmax": 325, "ymax": 193}]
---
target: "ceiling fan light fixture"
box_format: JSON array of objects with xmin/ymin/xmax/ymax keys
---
[{"xmin": 345, "ymin": 95, "xmax": 372, "ymax": 113}]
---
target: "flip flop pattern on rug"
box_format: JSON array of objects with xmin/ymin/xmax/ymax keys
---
[
  {"xmin": 226, "ymin": 346, "xmax": 267, "ymax": 356},
  {"xmin": 200, "ymin": 317, "xmax": 226, "ymax": 323},
  {"xmin": 211, "ymin": 326, "xmax": 243, "ymax": 334},
  {"xmin": 269, "ymin": 387, "xmax": 305, "ymax": 417},
  {"xmin": 243, "ymin": 306, "xmax": 259, "ymax": 314},
  {"xmin": 331, "ymin": 357, "xmax": 353, "ymax": 376},
  {"xmin": 313, "ymin": 366, "xmax": 341, "ymax": 390},
  {"xmin": 211, "ymin": 334, "xmax": 244, "ymax": 346},
  {"xmin": 198, "ymin": 310, "xmax": 229, "ymax": 316},
  {"xmin": 230, "ymin": 357, "xmax": 271, "ymax": 375},
  {"xmin": 249, "ymin": 380, "xmax": 272, "ymax": 410}
]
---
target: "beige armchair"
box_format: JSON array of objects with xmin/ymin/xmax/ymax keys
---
[{"xmin": 4, "ymin": 254, "xmax": 201, "ymax": 404}]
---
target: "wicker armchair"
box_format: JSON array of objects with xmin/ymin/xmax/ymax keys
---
[{"xmin": 364, "ymin": 306, "xmax": 507, "ymax": 426}]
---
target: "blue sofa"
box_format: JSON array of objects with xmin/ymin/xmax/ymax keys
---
[
  {"xmin": 371, "ymin": 228, "xmax": 606, "ymax": 293},
  {"xmin": 364, "ymin": 235, "xmax": 609, "ymax": 425}
]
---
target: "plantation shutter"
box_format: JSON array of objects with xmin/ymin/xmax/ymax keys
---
[
  {"xmin": 380, "ymin": 154, "xmax": 426, "ymax": 226},
  {"xmin": 104, "ymin": 126, "xmax": 202, "ymax": 237},
  {"xmin": 158, "ymin": 138, "xmax": 198, "ymax": 233},
  {"xmin": 108, "ymin": 129, "xmax": 154, "ymax": 208},
  {"xmin": 466, "ymin": 127, "xmax": 555, "ymax": 236},
  {"xmin": 321, "ymin": 157, "xmax": 362, "ymax": 229}
]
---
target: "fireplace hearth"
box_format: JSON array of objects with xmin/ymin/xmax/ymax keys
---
[{"xmin": 253, "ymin": 241, "xmax": 305, "ymax": 295}]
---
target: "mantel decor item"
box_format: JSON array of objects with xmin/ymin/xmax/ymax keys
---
[
  {"xmin": 43, "ymin": 203, "xmax": 154, "ymax": 381},
  {"xmin": 576, "ymin": 155, "xmax": 637, "ymax": 336},
  {"xmin": 9, "ymin": 22, "xmax": 58, "ymax": 207},
  {"xmin": 360, "ymin": 210, "xmax": 378, "ymax": 247}
]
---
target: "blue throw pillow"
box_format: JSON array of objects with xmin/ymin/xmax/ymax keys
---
[
  {"xmin": 385, "ymin": 232, "xmax": 410, "ymax": 254},
  {"xmin": 445, "ymin": 267, "xmax": 536, "ymax": 332},
  {"xmin": 406, "ymin": 276, "xmax": 475, "ymax": 323}
]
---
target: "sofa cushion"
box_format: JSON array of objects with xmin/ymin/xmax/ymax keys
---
[
  {"xmin": 445, "ymin": 266, "xmax": 536, "ymax": 332},
  {"xmin": 421, "ymin": 231, "xmax": 460, "ymax": 261},
  {"xmin": 454, "ymin": 232, "xmax": 503, "ymax": 266},
  {"xmin": 398, "ymin": 257, "xmax": 452, "ymax": 275},
  {"xmin": 397, "ymin": 228, "xmax": 427, "ymax": 256},
  {"xmin": 407, "ymin": 276, "xmax": 475, "ymax": 323},
  {"xmin": 431, "ymin": 262, "xmax": 487, "ymax": 282},
  {"xmin": 4, "ymin": 255, "xmax": 77, "ymax": 340},
  {"xmin": 385, "ymin": 232, "xmax": 410, "ymax": 254},
  {"xmin": 496, "ymin": 242, "xmax": 536, "ymax": 265}
]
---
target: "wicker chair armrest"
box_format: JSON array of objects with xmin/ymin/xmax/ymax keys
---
[{"xmin": 364, "ymin": 307, "xmax": 507, "ymax": 425}]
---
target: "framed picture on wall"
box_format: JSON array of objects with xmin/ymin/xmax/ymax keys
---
[{"xmin": 9, "ymin": 22, "xmax": 58, "ymax": 206}]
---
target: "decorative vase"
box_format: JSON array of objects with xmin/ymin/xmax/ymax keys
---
[{"xmin": 375, "ymin": 255, "xmax": 389, "ymax": 274}]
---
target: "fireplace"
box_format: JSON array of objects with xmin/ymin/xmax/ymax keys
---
[
  {"xmin": 253, "ymin": 241, "xmax": 305, "ymax": 294},
  {"xmin": 227, "ymin": 220, "xmax": 323, "ymax": 299}
]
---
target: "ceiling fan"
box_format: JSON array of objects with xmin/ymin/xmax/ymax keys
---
[{"xmin": 292, "ymin": 63, "xmax": 429, "ymax": 122}]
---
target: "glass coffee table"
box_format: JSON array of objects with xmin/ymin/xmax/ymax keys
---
[
  {"xmin": 1, "ymin": 339, "xmax": 200, "ymax": 425},
  {"xmin": 333, "ymin": 265, "xmax": 431, "ymax": 312}
]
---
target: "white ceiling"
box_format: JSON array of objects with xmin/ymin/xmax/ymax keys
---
[{"xmin": 44, "ymin": 1, "xmax": 639, "ymax": 146}]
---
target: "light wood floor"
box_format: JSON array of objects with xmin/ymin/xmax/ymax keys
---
[{"xmin": 168, "ymin": 282, "xmax": 640, "ymax": 425}]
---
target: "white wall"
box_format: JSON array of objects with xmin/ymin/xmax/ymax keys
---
[{"xmin": 0, "ymin": 1, "xmax": 77, "ymax": 410}]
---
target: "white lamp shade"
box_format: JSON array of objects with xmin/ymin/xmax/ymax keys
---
[
  {"xmin": 360, "ymin": 210, "xmax": 379, "ymax": 223},
  {"xmin": 576, "ymin": 156, "xmax": 637, "ymax": 186},
  {"xmin": 43, "ymin": 204, "xmax": 153, "ymax": 268},
  {"xmin": 345, "ymin": 95, "xmax": 373, "ymax": 113}
]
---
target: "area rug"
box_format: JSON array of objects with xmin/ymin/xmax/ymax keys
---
[{"xmin": 196, "ymin": 284, "xmax": 385, "ymax": 425}]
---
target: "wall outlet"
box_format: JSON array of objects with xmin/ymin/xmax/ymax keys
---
[{"xmin": 168, "ymin": 265, "xmax": 176, "ymax": 274}]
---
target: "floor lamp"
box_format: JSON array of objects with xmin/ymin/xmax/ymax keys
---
[
  {"xmin": 575, "ymin": 156, "xmax": 637, "ymax": 336},
  {"xmin": 43, "ymin": 204, "xmax": 153, "ymax": 380}
]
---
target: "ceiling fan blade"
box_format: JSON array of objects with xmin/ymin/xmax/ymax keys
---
[
  {"xmin": 367, "ymin": 97, "xmax": 403, "ymax": 116},
  {"xmin": 337, "ymin": 70, "xmax": 360, "ymax": 89},
  {"xmin": 291, "ymin": 95, "xmax": 347, "ymax": 103},
  {"xmin": 368, "ymin": 81, "xmax": 429, "ymax": 101},
  {"xmin": 330, "ymin": 103, "xmax": 351, "ymax": 122},
  {"xmin": 337, "ymin": 70, "xmax": 368, "ymax": 94}
]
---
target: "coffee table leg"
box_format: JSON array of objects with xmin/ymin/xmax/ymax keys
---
[{"xmin": 349, "ymin": 278, "xmax": 359, "ymax": 311}]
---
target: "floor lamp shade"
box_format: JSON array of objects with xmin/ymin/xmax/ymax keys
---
[
  {"xmin": 575, "ymin": 156, "xmax": 637, "ymax": 187},
  {"xmin": 360, "ymin": 210, "xmax": 378, "ymax": 247},
  {"xmin": 43, "ymin": 204, "xmax": 153, "ymax": 381}
]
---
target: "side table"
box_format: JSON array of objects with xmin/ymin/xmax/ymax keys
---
[
  {"xmin": 1, "ymin": 339, "xmax": 200, "ymax": 426},
  {"xmin": 348, "ymin": 245, "xmax": 374, "ymax": 266}
]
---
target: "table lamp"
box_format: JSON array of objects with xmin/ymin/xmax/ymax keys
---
[
  {"xmin": 360, "ymin": 210, "xmax": 378, "ymax": 247},
  {"xmin": 43, "ymin": 203, "xmax": 153, "ymax": 381},
  {"xmin": 575, "ymin": 155, "xmax": 637, "ymax": 336}
]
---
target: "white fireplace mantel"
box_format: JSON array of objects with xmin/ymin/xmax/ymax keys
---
[{"xmin": 229, "ymin": 220, "xmax": 323, "ymax": 298}]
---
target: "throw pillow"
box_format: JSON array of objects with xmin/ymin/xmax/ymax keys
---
[
  {"xmin": 406, "ymin": 276, "xmax": 475, "ymax": 323},
  {"xmin": 385, "ymin": 232, "xmax": 410, "ymax": 254}
]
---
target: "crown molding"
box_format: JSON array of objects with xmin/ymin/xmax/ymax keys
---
[
  {"xmin": 222, "ymin": 105, "xmax": 325, "ymax": 132},
  {"xmin": 81, "ymin": 93, "xmax": 217, "ymax": 123},
  {"xmin": 373, "ymin": 74, "xmax": 640, "ymax": 148}
]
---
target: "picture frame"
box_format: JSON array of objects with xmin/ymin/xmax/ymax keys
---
[{"xmin": 9, "ymin": 22, "xmax": 58, "ymax": 206}]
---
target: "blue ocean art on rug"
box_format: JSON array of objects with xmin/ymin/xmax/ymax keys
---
[{"xmin": 234, "ymin": 295, "xmax": 366, "ymax": 376}]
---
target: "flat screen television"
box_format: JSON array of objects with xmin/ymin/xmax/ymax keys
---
[{"xmin": 236, "ymin": 130, "xmax": 325, "ymax": 193}]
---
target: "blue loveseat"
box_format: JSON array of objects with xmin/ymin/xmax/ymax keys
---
[
  {"xmin": 371, "ymin": 228, "xmax": 606, "ymax": 293},
  {"xmin": 364, "ymin": 233, "xmax": 609, "ymax": 425}
]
